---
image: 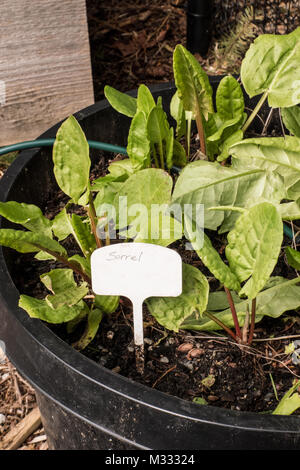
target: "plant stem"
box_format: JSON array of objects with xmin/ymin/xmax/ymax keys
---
[
  {"xmin": 158, "ymin": 140, "xmax": 165, "ymax": 169},
  {"xmin": 104, "ymin": 216, "xmax": 110, "ymax": 246},
  {"xmin": 88, "ymin": 192, "xmax": 102, "ymax": 248},
  {"xmin": 34, "ymin": 244, "xmax": 91, "ymax": 284},
  {"xmin": 248, "ymin": 298, "xmax": 257, "ymax": 345},
  {"xmin": 242, "ymin": 91, "xmax": 268, "ymax": 133},
  {"xmin": 203, "ymin": 311, "xmax": 237, "ymax": 341},
  {"xmin": 224, "ymin": 286, "xmax": 242, "ymax": 340},
  {"xmin": 152, "ymin": 144, "xmax": 160, "ymax": 168},
  {"xmin": 242, "ymin": 303, "xmax": 250, "ymax": 344},
  {"xmin": 186, "ymin": 114, "xmax": 192, "ymax": 159},
  {"xmin": 195, "ymin": 113, "xmax": 206, "ymax": 156}
]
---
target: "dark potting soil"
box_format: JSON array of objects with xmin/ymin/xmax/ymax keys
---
[{"xmin": 9, "ymin": 150, "xmax": 300, "ymax": 416}]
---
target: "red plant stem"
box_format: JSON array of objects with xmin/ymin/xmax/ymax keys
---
[
  {"xmin": 34, "ymin": 244, "xmax": 91, "ymax": 285},
  {"xmin": 248, "ymin": 298, "xmax": 257, "ymax": 345},
  {"xmin": 204, "ymin": 311, "xmax": 237, "ymax": 341},
  {"xmin": 195, "ymin": 114, "xmax": 206, "ymax": 156},
  {"xmin": 88, "ymin": 193, "xmax": 102, "ymax": 249},
  {"xmin": 224, "ymin": 286, "xmax": 242, "ymax": 340}
]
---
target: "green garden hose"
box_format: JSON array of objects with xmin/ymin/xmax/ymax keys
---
[
  {"xmin": 0, "ymin": 139, "xmax": 297, "ymax": 241},
  {"xmin": 0, "ymin": 138, "xmax": 128, "ymax": 157}
]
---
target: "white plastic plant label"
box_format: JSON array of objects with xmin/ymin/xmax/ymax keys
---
[{"xmin": 91, "ymin": 243, "xmax": 182, "ymax": 372}]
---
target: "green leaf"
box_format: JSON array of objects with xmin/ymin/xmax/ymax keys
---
[
  {"xmin": 40, "ymin": 268, "xmax": 76, "ymax": 293},
  {"xmin": 172, "ymin": 160, "xmax": 285, "ymax": 232},
  {"xmin": 19, "ymin": 295, "xmax": 86, "ymax": 324},
  {"xmin": 147, "ymin": 105, "xmax": 173, "ymax": 168},
  {"xmin": 217, "ymin": 130, "xmax": 244, "ymax": 162},
  {"xmin": 207, "ymin": 291, "xmax": 242, "ymax": 311},
  {"xmin": 52, "ymin": 208, "xmax": 73, "ymax": 241},
  {"xmin": 207, "ymin": 114, "xmax": 245, "ymax": 145},
  {"xmin": 94, "ymin": 182, "xmax": 124, "ymax": 214},
  {"xmin": 273, "ymin": 381, "xmax": 300, "ymax": 415},
  {"xmin": 71, "ymin": 214, "xmax": 96, "ymax": 257},
  {"xmin": 136, "ymin": 84, "xmax": 156, "ymax": 115},
  {"xmin": 201, "ymin": 375, "xmax": 215, "ymax": 388},
  {"xmin": 216, "ymin": 75, "xmax": 245, "ymax": 121},
  {"xmin": 173, "ymin": 139, "xmax": 187, "ymax": 168},
  {"xmin": 193, "ymin": 397, "xmax": 208, "ymax": 405},
  {"xmin": 281, "ymin": 106, "xmax": 300, "ymax": 137},
  {"xmin": 241, "ymin": 27, "xmax": 300, "ymax": 107},
  {"xmin": 40, "ymin": 268, "xmax": 89, "ymax": 309},
  {"xmin": 173, "ymin": 44, "xmax": 213, "ymax": 120},
  {"xmin": 68, "ymin": 255, "xmax": 91, "ymax": 277},
  {"xmin": 285, "ymin": 246, "xmax": 300, "ymax": 270},
  {"xmin": 95, "ymin": 295, "xmax": 119, "ymax": 314},
  {"xmin": 77, "ymin": 190, "xmax": 90, "ymax": 207},
  {"xmin": 165, "ymin": 127, "xmax": 175, "ymax": 170},
  {"xmin": 181, "ymin": 277, "xmax": 300, "ymax": 331},
  {"xmin": 170, "ymin": 91, "xmax": 186, "ymax": 139},
  {"xmin": 185, "ymin": 217, "xmax": 240, "ymax": 292},
  {"xmin": 73, "ymin": 308, "xmax": 103, "ymax": 351},
  {"xmin": 34, "ymin": 251, "xmax": 56, "ymax": 261},
  {"xmin": 52, "ymin": 209, "xmax": 96, "ymax": 257},
  {"xmin": 226, "ymin": 203, "xmax": 283, "ymax": 299},
  {"xmin": 146, "ymin": 263, "xmax": 209, "ymax": 332},
  {"xmin": 66, "ymin": 307, "xmax": 88, "ymax": 334},
  {"xmin": 230, "ymin": 136, "xmax": 300, "ymax": 200},
  {"xmin": 127, "ymin": 111, "xmax": 151, "ymax": 167},
  {"xmin": 0, "ymin": 229, "xmax": 67, "ymax": 256},
  {"xmin": 108, "ymin": 159, "xmax": 142, "ymax": 178},
  {"xmin": 114, "ymin": 168, "xmax": 182, "ymax": 246},
  {"xmin": 93, "ymin": 159, "xmax": 143, "ymax": 197},
  {"xmin": 46, "ymin": 283, "xmax": 88, "ymax": 310},
  {"xmin": 104, "ymin": 85, "xmax": 137, "ymax": 117},
  {"xmin": 0, "ymin": 201, "xmax": 52, "ymax": 237},
  {"xmin": 53, "ymin": 115, "xmax": 91, "ymax": 203}
]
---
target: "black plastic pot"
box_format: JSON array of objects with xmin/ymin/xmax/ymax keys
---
[
  {"xmin": 1, "ymin": 81, "xmax": 300, "ymax": 450},
  {"xmin": 186, "ymin": 0, "xmax": 212, "ymax": 56}
]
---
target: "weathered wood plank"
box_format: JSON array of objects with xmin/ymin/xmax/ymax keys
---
[
  {"xmin": 0, "ymin": 407, "xmax": 42, "ymax": 450},
  {"xmin": 0, "ymin": 0, "xmax": 94, "ymax": 146}
]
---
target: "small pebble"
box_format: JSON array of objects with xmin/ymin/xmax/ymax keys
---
[
  {"xmin": 167, "ymin": 338, "xmax": 175, "ymax": 345},
  {"xmin": 177, "ymin": 343, "xmax": 194, "ymax": 353},
  {"xmin": 160, "ymin": 356, "xmax": 169, "ymax": 364},
  {"xmin": 144, "ymin": 338, "xmax": 153, "ymax": 345},
  {"xmin": 0, "ymin": 413, "xmax": 5, "ymax": 425},
  {"xmin": 207, "ymin": 395, "xmax": 219, "ymax": 402},
  {"xmin": 107, "ymin": 331, "xmax": 114, "ymax": 340},
  {"xmin": 179, "ymin": 360, "xmax": 194, "ymax": 372},
  {"xmin": 188, "ymin": 348, "xmax": 204, "ymax": 358},
  {"xmin": 127, "ymin": 346, "xmax": 134, "ymax": 353}
]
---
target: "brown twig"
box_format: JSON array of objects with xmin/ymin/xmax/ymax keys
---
[
  {"xmin": 203, "ymin": 311, "xmax": 237, "ymax": 341},
  {"xmin": 248, "ymin": 298, "xmax": 257, "ymax": 345},
  {"xmin": 152, "ymin": 365, "xmax": 176, "ymax": 389}
]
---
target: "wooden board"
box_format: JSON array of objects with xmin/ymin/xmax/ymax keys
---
[
  {"xmin": 0, "ymin": 0, "xmax": 94, "ymax": 146},
  {"xmin": 0, "ymin": 407, "xmax": 41, "ymax": 450}
]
